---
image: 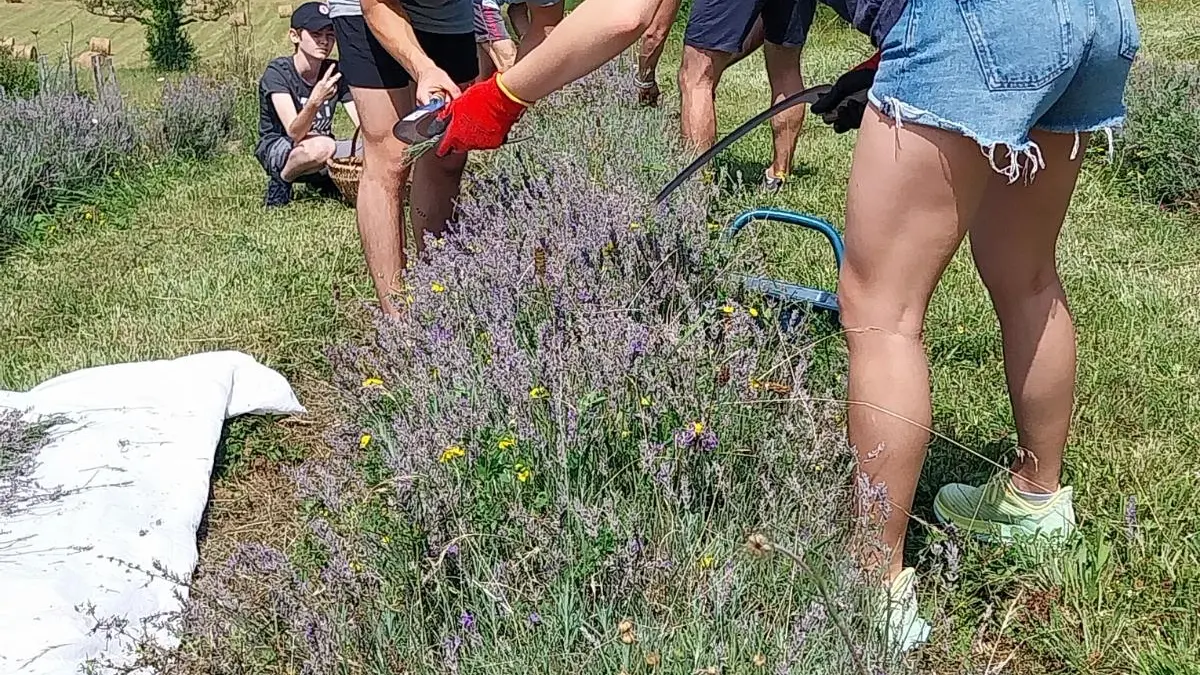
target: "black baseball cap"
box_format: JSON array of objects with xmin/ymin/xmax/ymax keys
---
[{"xmin": 291, "ymin": 2, "xmax": 332, "ymax": 32}]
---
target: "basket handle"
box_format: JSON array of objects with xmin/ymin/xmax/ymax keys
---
[{"xmin": 350, "ymin": 124, "xmax": 361, "ymax": 157}]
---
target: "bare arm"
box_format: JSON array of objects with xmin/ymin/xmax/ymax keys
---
[
  {"xmin": 499, "ymin": 0, "xmax": 661, "ymax": 103},
  {"xmin": 271, "ymin": 92, "xmax": 323, "ymax": 143}
]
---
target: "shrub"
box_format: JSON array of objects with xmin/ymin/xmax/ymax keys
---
[
  {"xmin": 145, "ymin": 0, "xmax": 196, "ymax": 71},
  {"xmin": 0, "ymin": 89, "xmax": 136, "ymax": 249},
  {"xmin": 174, "ymin": 60, "xmax": 914, "ymax": 675},
  {"xmin": 1118, "ymin": 59, "xmax": 1200, "ymax": 209},
  {"xmin": 161, "ymin": 75, "xmax": 237, "ymax": 159},
  {"xmin": 0, "ymin": 48, "xmax": 38, "ymax": 98}
]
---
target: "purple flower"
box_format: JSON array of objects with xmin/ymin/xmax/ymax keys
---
[
  {"xmin": 674, "ymin": 421, "xmax": 718, "ymax": 451},
  {"xmin": 1125, "ymin": 495, "xmax": 1139, "ymax": 541},
  {"xmin": 527, "ymin": 611, "xmax": 542, "ymax": 627},
  {"xmin": 459, "ymin": 611, "xmax": 476, "ymax": 631}
]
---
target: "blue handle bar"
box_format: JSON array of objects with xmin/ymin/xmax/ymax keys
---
[{"xmin": 724, "ymin": 208, "xmax": 844, "ymax": 269}]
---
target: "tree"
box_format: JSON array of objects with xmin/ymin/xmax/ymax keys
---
[{"xmin": 80, "ymin": 0, "xmax": 235, "ymax": 71}]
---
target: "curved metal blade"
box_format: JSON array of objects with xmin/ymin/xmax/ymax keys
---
[
  {"xmin": 393, "ymin": 98, "xmax": 447, "ymax": 144},
  {"xmin": 655, "ymin": 83, "xmax": 832, "ymax": 204}
]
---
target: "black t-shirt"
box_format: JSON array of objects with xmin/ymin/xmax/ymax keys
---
[
  {"xmin": 256, "ymin": 56, "xmax": 352, "ymax": 153},
  {"xmin": 822, "ymin": 0, "xmax": 907, "ymax": 48}
]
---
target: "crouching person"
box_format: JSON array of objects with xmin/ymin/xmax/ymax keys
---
[{"xmin": 256, "ymin": 1, "xmax": 361, "ymax": 207}]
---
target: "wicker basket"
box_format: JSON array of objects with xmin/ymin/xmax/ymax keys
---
[{"xmin": 326, "ymin": 127, "xmax": 363, "ymax": 205}]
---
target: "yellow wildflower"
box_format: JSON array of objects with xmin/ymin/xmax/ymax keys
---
[
  {"xmin": 721, "ymin": 304, "xmax": 735, "ymax": 315},
  {"xmin": 639, "ymin": 396, "xmax": 651, "ymax": 406},
  {"xmin": 749, "ymin": 379, "xmax": 761, "ymax": 390},
  {"xmin": 692, "ymin": 421, "xmax": 705, "ymax": 434},
  {"xmin": 431, "ymin": 281, "xmax": 446, "ymax": 293},
  {"xmin": 439, "ymin": 445, "xmax": 465, "ymax": 463},
  {"xmin": 957, "ymin": 324, "xmax": 965, "ymax": 334},
  {"xmin": 748, "ymin": 307, "xmax": 759, "ymax": 318},
  {"xmin": 629, "ymin": 222, "xmax": 640, "ymax": 230},
  {"xmin": 359, "ymin": 433, "xmax": 371, "ymax": 449},
  {"xmin": 362, "ymin": 377, "xmax": 384, "ymax": 388},
  {"xmin": 515, "ymin": 462, "xmax": 532, "ymax": 482},
  {"xmin": 498, "ymin": 437, "xmax": 516, "ymax": 450},
  {"xmin": 84, "ymin": 211, "xmax": 93, "ymax": 220},
  {"xmin": 707, "ymin": 222, "xmax": 721, "ymax": 232},
  {"xmin": 381, "ymin": 535, "xmax": 391, "ymax": 545},
  {"xmin": 699, "ymin": 554, "xmax": 714, "ymax": 570},
  {"xmin": 529, "ymin": 387, "xmax": 549, "ymax": 399}
]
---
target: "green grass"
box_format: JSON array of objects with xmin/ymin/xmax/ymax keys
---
[
  {"xmin": 1, "ymin": 1, "xmax": 1198, "ymax": 673},
  {"xmin": 0, "ymin": 153, "xmax": 371, "ymax": 392}
]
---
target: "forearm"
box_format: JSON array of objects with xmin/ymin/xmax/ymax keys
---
[
  {"xmin": 286, "ymin": 100, "xmax": 322, "ymax": 142},
  {"xmin": 362, "ymin": 0, "xmax": 437, "ymax": 79},
  {"xmin": 499, "ymin": 0, "xmax": 660, "ymax": 103}
]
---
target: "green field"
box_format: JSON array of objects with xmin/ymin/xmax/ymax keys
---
[
  {"xmin": 2, "ymin": 0, "xmax": 1200, "ymax": 672},
  {"xmin": 0, "ymin": 0, "xmax": 295, "ymax": 68}
]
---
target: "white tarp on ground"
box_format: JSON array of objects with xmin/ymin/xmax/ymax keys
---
[{"xmin": 0, "ymin": 351, "xmax": 305, "ymax": 675}]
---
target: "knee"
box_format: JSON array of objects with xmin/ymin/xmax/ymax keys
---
[
  {"xmin": 295, "ymin": 135, "xmax": 336, "ymax": 164},
  {"xmin": 362, "ymin": 139, "xmax": 412, "ymax": 185},
  {"xmin": 837, "ymin": 267, "xmax": 927, "ymax": 341},
  {"xmin": 980, "ymin": 262, "xmax": 1063, "ymax": 306},
  {"xmin": 679, "ymin": 49, "xmax": 717, "ymax": 89}
]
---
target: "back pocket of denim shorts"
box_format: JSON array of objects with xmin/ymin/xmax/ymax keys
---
[
  {"xmin": 957, "ymin": 0, "xmax": 1072, "ymax": 91},
  {"xmin": 1116, "ymin": 0, "xmax": 1140, "ymax": 60}
]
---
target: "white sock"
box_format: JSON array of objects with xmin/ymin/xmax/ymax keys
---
[{"xmin": 1010, "ymin": 479, "xmax": 1054, "ymax": 504}]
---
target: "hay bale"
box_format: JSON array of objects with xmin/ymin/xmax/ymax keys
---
[
  {"xmin": 228, "ymin": 11, "xmax": 247, "ymax": 26},
  {"xmin": 3, "ymin": 0, "xmax": 24, "ymax": 5},
  {"xmin": 76, "ymin": 50, "xmax": 100, "ymax": 68},
  {"xmin": 88, "ymin": 37, "xmax": 111, "ymax": 55},
  {"xmin": 277, "ymin": 4, "xmax": 291, "ymax": 17},
  {"xmin": 0, "ymin": 38, "xmax": 14, "ymax": 52},
  {"xmin": 13, "ymin": 44, "xmax": 36, "ymax": 61}
]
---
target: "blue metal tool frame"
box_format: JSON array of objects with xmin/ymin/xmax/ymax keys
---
[{"xmin": 724, "ymin": 208, "xmax": 845, "ymax": 318}]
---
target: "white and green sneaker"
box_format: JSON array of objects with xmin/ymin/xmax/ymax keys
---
[
  {"xmin": 933, "ymin": 477, "xmax": 1076, "ymax": 544},
  {"xmin": 876, "ymin": 567, "xmax": 931, "ymax": 653}
]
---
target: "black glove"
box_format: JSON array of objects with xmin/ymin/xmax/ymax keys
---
[{"xmin": 811, "ymin": 51, "xmax": 880, "ymax": 133}]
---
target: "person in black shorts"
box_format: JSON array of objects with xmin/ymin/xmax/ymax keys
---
[
  {"xmin": 679, "ymin": 0, "xmax": 816, "ymax": 191},
  {"xmin": 256, "ymin": 2, "xmax": 361, "ymax": 207},
  {"xmin": 329, "ymin": 0, "xmax": 478, "ymax": 317}
]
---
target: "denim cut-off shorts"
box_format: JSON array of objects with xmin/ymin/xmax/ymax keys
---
[{"xmin": 869, "ymin": 0, "xmax": 1141, "ymax": 182}]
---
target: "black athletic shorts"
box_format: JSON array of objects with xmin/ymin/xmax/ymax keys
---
[
  {"xmin": 332, "ymin": 15, "xmax": 479, "ymax": 89},
  {"xmin": 684, "ymin": 0, "xmax": 816, "ymax": 52}
]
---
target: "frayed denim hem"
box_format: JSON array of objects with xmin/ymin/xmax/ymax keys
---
[
  {"xmin": 1038, "ymin": 114, "xmax": 1126, "ymax": 163},
  {"xmin": 867, "ymin": 93, "xmax": 1124, "ymax": 185}
]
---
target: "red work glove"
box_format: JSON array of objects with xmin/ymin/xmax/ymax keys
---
[
  {"xmin": 434, "ymin": 73, "xmax": 529, "ymax": 156},
  {"xmin": 811, "ymin": 51, "xmax": 880, "ymax": 133}
]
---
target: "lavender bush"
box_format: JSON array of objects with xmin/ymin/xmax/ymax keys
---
[
  {"xmin": 160, "ymin": 75, "xmax": 237, "ymax": 160},
  {"xmin": 0, "ymin": 87, "xmax": 136, "ymax": 248},
  {"xmin": 177, "ymin": 59, "xmax": 913, "ymax": 675}
]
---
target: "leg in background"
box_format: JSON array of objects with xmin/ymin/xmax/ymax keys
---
[
  {"xmin": 635, "ymin": 0, "xmax": 684, "ymax": 106},
  {"xmin": 678, "ymin": 45, "xmax": 734, "ymax": 152},
  {"xmin": 350, "ymin": 85, "xmax": 415, "ymax": 317},
  {"xmin": 408, "ymin": 80, "xmax": 473, "ymax": 257},
  {"xmin": 507, "ymin": 2, "xmax": 531, "ymax": 41},
  {"xmin": 762, "ymin": 42, "xmax": 805, "ymax": 182},
  {"xmin": 280, "ymin": 135, "xmax": 338, "ymax": 181},
  {"xmin": 838, "ymin": 106, "xmax": 993, "ymax": 579},
  {"xmin": 515, "ymin": 1, "xmax": 564, "ymax": 60},
  {"xmin": 969, "ymin": 130, "xmax": 1086, "ymax": 495}
]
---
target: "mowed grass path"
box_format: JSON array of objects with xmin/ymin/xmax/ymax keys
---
[{"xmin": 1, "ymin": 2, "xmax": 1198, "ymax": 672}]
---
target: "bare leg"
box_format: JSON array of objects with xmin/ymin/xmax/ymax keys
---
[
  {"xmin": 969, "ymin": 130, "xmax": 1085, "ymax": 495},
  {"xmin": 507, "ymin": 2, "xmax": 531, "ymax": 41},
  {"xmin": 762, "ymin": 42, "xmax": 805, "ymax": 179},
  {"xmin": 678, "ymin": 45, "xmax": 734, "ymax": 151},
  {"xmin": 280, "ymin": 135, "xmax": 338, "ymax": 181},
  {"xmin": 408, "ymin": 80, "xmax": 472, "ymax": 257},
  {"xmin": 635, "ymin": 0, "xmax": 683, "ymax": 106},
  {"xmin": 838, "ymin": 106, "xmax": 993, "ymax": 579},
  {"xmin": 516, "ymin": 1, "xmax": 564, "ymax": 60},
  {"xmin": 350, "ymin": 85, "xmax": 415, "ymax": 317}
]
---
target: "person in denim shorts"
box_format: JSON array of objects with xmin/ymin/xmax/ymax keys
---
[{"xmin": 421, "ymin": 0, "xmax": 1139, "ymax": 652}]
